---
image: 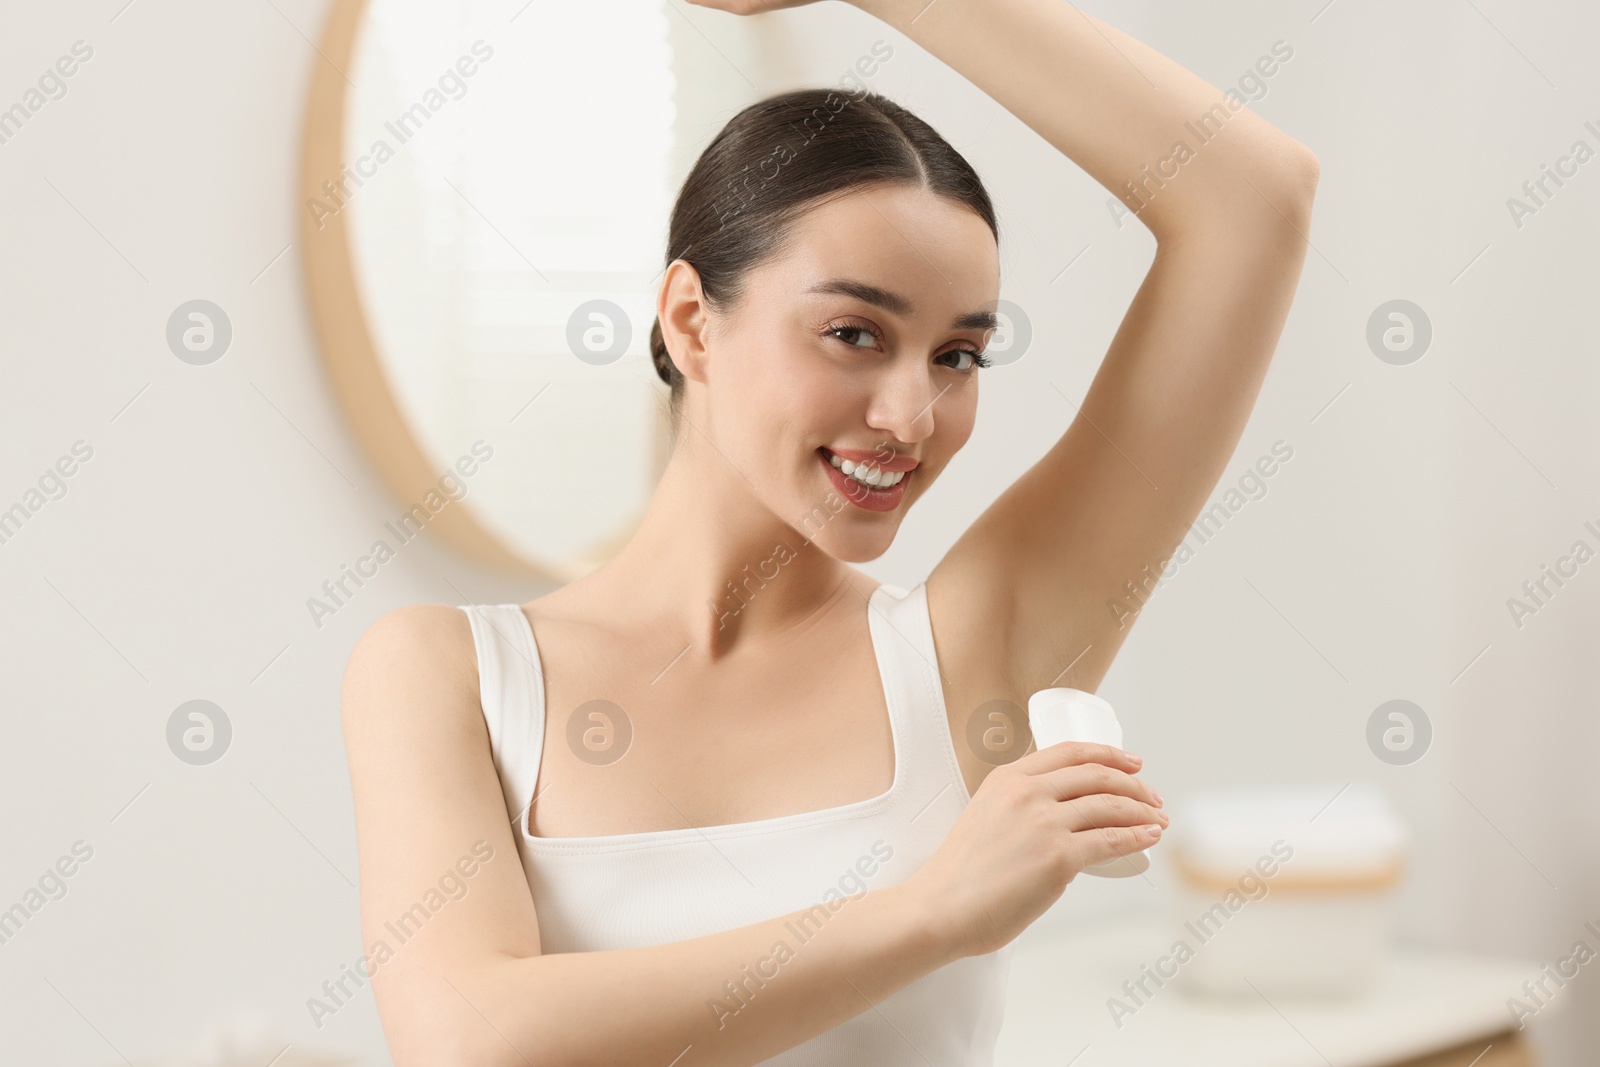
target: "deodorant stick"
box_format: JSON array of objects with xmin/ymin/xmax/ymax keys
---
[{"xmin": 1026, "ymin": 688, "xmax": 1152, "ymax": 877}]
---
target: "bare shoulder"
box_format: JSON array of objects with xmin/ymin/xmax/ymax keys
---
[
  {"xmin": 337, "ymin": 601, "xmax": 486, "ymax": 777},
  {"xmin": 341, "ymin": 603, "xmax": 480, "ymax": 730},
  {"xmin": 346, "ymin": 601, "xmax": 478, "ymax": 669}
]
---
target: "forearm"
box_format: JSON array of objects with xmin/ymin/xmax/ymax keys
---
[
  {"xmin": 438, "ymin": 880, "xmax": 961, "ymax": 1067},
  {"xmin": 855, "ymin": 0, "xmax": 1314, "ymax": 239}
]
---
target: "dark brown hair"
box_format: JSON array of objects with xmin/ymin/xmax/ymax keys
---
[{"xmin": 649, "ymin": 86, "xmax": 998, "ymax": 426}]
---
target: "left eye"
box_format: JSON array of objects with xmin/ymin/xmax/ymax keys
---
[{"xmin": 938, "ymin": 348, "xmax": 992, "ymax": 372}]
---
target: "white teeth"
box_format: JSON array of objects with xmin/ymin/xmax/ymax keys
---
[{"xmin": 825, "ymin": 450, "xmax": 905, "ymax": 489}]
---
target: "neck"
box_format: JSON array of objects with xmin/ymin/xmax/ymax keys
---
[{"xmin": 590, "ymin": 427, "xmax": 869, "ymax": 658}]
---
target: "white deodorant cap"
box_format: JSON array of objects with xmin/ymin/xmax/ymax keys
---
[
  {"xmin": 1026, "ymin": 687, "xmax": 1150, "ymax": 878},
  {"xmin": 1026, "ymin": 687, "xmax": 1123, "ymax": 751}
]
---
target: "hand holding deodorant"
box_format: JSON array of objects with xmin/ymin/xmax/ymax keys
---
[{"xmin": 1026, "ymin": 688, "xmax": 1151, "ymax": 877}]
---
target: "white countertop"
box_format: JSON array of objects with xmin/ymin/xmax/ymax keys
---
[{"xmin": 995, "ymin": 917, "xmax": 1546, "ymax": 1067}]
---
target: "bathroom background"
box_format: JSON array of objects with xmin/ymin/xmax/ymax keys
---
[{"xmin": 1, "ymin": 0, "xmax": 1595, "ymax": 1064}]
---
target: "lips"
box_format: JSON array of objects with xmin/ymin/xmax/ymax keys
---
[
  {"xmin": 820, "ymin": 445, "xmax": 920, "ymax": 473},
  {"xmin": 816, "ymin": 447, "xmax": 911, "ymax": 513}
]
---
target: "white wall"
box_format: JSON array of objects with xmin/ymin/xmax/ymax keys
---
[{"xmin": 0, "ymin": 1, "xmax": 1594, "ymax": 1064}]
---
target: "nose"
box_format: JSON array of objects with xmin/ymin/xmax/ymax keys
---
[{"xmin": 865, "ymin": 362, "xmax": 943, "ymax": 447}]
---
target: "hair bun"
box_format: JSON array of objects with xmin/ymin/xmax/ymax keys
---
[{"xmin": 649, "ymin": 318, "xmax": 676, "ymax": 386}]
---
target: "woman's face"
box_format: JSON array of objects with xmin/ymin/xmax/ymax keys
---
[{"xmin": 694, "ymin": 183, "xmax": 1000, "ymax": 563}]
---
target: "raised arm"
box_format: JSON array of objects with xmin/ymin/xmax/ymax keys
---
[
  {"xmin": 864, "ymin": 0, "xmax": 1320, "ymax": 697},
  {"xmin": 340, "ymin": 605, "xmax": 962, "ymax": 1067}
]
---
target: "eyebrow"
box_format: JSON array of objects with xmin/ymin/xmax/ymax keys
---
[{"xmin": 803, "ymin": 278, "xmax": 998, "ymax": 332}]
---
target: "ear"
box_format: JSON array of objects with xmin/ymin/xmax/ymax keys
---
[{"xmin": 657, "ymin": 259, "xmax": 713, "ymax": 387}]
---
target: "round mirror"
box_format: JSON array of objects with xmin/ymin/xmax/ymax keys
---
[{"xmin": 300, "ymin": 0, "xmax": 760, "ymax": 581}]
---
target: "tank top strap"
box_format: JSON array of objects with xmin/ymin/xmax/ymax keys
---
[
  {"xmin": 462, "ymin": 585, "xmax": 963, "ymax": 837},
  {"xmin": 867, "ymin": 579, "xmax": 971, "ymax": 807},
  {"xmin": 459, "ymin": 603, "xmax": 545, "ymax": 830}
]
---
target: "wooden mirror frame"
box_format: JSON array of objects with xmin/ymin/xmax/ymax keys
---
[{"xmin": 297, "ymin": 0, "xmax": 677, "ymax": 582}]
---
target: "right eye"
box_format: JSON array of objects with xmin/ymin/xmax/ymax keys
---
[{"xmin": 825, "ymin": 320, "xmax": 882, "ymax": 350}]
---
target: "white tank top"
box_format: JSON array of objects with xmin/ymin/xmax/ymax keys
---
[{"xmin": 461, "ymin": 579, "xmax": 1014, "ymax": 1064}]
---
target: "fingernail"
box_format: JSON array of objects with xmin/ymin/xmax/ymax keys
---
[
  {"xmin": 1145, "ymin": 825, "xmax": 1162, "ymax": 837},
  {"xmin": 1127, "ymin": 751, "xmax": 1144, "ymax": 763},
  {"xmin": 1154, "ymin": 790, "xmax": 1164, "ymax": 806}
]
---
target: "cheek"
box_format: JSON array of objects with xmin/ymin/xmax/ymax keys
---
[
  {"xmin": 940, "ymin": 392, "xmax": 980, "ymax": 450},
  {"xmin": 711, "ymin": 338, "xmax": 828, "ymax": 456},
  {"xmin": 733, "ymin": 339, "xmax": 852, "ymax": 428},
  {"xmin": 912, "ymin": 392, "xmax": 978, "ymax": 489},
  {"xmin": 792, "ymin": 360, "xmax": 864, "ymax": 417}
]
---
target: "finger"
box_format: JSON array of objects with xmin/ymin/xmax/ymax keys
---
[
  {"xmin": 1014, "ymin": 739, "xmax": 1142, "ymax": 776},
  {"xmin": 1077, "ymin": 822, "xmax": 1163, "ymax": 869},
  {"xmin": 1037, "ymin": 761, "xmax": 1161, "ymax": 810},
  {"xmin": 1054, "ymin": 792, "xmax": 1167, "ymax": 835}
]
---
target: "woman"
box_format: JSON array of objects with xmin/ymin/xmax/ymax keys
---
[{"xmin": 340, "ymin": 0, "xmax": 1317, "ymax": 1063}]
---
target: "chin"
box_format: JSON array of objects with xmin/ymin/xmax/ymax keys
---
[
  {"xmin": 809, "ymin": 522, "xmax": 899, "ymax": 564},
  {"xmin": 784, "ymin": 453, "xmax": 929, "ymax": 561}
]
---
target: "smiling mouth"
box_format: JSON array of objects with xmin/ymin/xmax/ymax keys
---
[
  {"xmin": 819, "ymin": 447, "xmax": 909, "ymax": 488},
  {"xmin": 816, "ymin": 447, "xmax": 913, "ymax": 512}
]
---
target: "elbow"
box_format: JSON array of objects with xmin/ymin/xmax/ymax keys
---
[
  {"xmin": 1160, "ymin": 140, "xmax": 1319, "ymax": 248},
  {"xmin": 371, "ymin": 949, "xmax": 569, "ymax": 1067},
  {"xmin": 1265, "ymin": 139, "xmax": 1320, "ymax": 217},
  {"xmin": 392, "ymin": 1028, "xmax": 534, "ymax": 1067},
  {"xmin": 1283, "ymin": 140, "xmax": 1320, "ymax": 204},
  {"xmin": 383, "ymin": 979, "xmax": 554, "ymax": 1067},
  {"xmin": 1231, "ymin": 139, "xmax": 1319, "ymax": 242}
]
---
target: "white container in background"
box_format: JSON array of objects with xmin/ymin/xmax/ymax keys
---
[{"xmin": 1165, "ymin": 781, "xmax": 1408, "ymax": 998}]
